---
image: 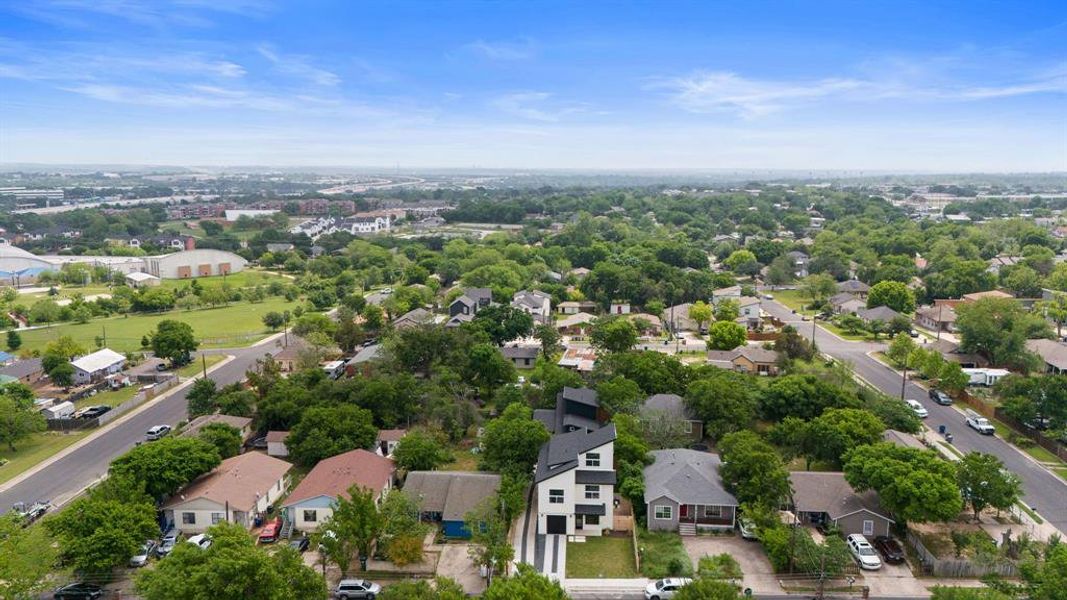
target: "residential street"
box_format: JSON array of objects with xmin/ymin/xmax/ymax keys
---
[
  {"xmin": 762, "ymin": 300, "xmax": 1067, "ymax": 535},
  {"xmin": 0, "ymin": 336, "xmax": 286, "ymax": 513}
]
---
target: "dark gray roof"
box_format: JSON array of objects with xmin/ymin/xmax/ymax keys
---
[
  {"xmin": 466, "ymin": 287, "xmax": 493, "ymax": 303},
  {"xmin": 349, "ymin": 344, "xmax": 383, "ymax": 364},
  {"xmin": 789, "ymin": 471, "xmax": 893, "ymax": 523},
  {"xmin": 501, "ymin": 345, "xmax": 540, "ymax": 360},
  {"xmin": 857, "ymin": 305, "xmax": 903, "ymax": 323},
  {"xmin": 533, "ymin": 409, "xmax": 557, "ymax": 433},
  {"xmin": 534, "ymin": 424, "xmax": 617, "ymax": 483},
  {"xmin": 829, "ymin": 292, "xmax": 858, "ymax": 307},
  {"xmin": 575, "ymin": 470, "xmax": 617, "ymax": 485},
  {"xmin": 559, "ymin": 386, "xmax": 598, "ymax": 407},
  {"xmin": 642, "ymin": 394, "xmax": 695, "ymax": 421},
  {"xmin": 837, "ymin": 279, "xmax": 870, "ymax": 293},
  {"xmin": 403, "ymin": 471, "xmax": 502, "ymax": 521},
  {"xmin": 394, "ymin": 307, "xmax": 432, "ymax": 325},
  {"xmin": 643, "ymin": 449, "xmax": 738, "ymax": 507},
  {"xmin": 0, "ymin": 357, "xmax": 43, "ymax": 379}
]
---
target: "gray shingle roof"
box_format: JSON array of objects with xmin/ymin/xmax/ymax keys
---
[
  {"xmin": 643, "ymin": 449, "xmax": 738, "ymax": 507},
  {"xmin": 857, "ymin": 305, "xmax": 903, "ymax": 323},
  {"xmin": 560, "ymin": 386, "xmax": 598, "ymax": 407},
  {"xmin": 0, "ymin": 357, "xmax": 43, "ymax": 379},
  {"xmin": 502, "ymin": 345, "xmax": 540, "ymax": 360},
  {"xmin": 789, "ymin": 471, "xmax": 893, "ymax": 522},
  {"xmin": 534, "ymin": 424, "xmax": 616, "ymax": 483},
  {"xmin": 643, "ymin": 394, "xmax": 695, "ymax": 421},
  {"xmin": 837, "ymin": 279, "xmax": 870, "ymax": 293},
  {"xmin": 403, "ymin": 471, "xmax": 502, "ymax": 521}
]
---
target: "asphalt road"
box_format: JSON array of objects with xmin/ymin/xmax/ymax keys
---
[
  {"xmin": 0, "ymin": 338, "xmax": 285, "ymax": 512},
  {"xmin": 763, "ymin": 300, "xmax": 1067, "ymax": 534}
]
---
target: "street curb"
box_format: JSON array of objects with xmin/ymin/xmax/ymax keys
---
[{"xmin": 0, "ymin": 353, "xmax": 236, "ymax": 496}]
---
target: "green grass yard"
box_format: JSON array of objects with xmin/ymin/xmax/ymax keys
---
[
  {"xmin": 638, "ymin": 529, "xmax": 693, "ymax": 578},
  {"xmin": 0, "ymin": 430, "xmax": 89, "ymax": 484},
  {"xmin": 18, "ymin": 297, "xmax": 298, "ymax": 353},
  {"xmin": 176, "ymin": 354, "xmax": 226, "ymax": 378},
  {"xmin": 158, "ymin": 269, "xmax": 287, "ymax": 291},
  {"xmin": 566, "ymin": 535, "xmax": 638, "ymax": 579},
  {"xmin": 440, "ymin": 448, "xmax": 479, "ymax": 471}
]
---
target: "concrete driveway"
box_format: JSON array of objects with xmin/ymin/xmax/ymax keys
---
[
  {"xmin": 856, "ymin": 560, "xmax": 928, "ymax": 596},
  {"xmin": 435, "ymin": 543, "xmax": 486, "ymax": 595},
  {"xmin": 682, "ymin": 535, "xmax": 783, "ymax": 594}
]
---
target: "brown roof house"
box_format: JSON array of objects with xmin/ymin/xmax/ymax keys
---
[
  {"xmin": 789, "ymin": 472, "xmax": 894, "ymax": 538},
  {"xmin": 402, "ymin": 471, "xmax": 502, "ymax": 538},
  {"xmin": 376, "ymin": 429, "xmax": 406, "ymax": 458},
  {"xmin": 163, "ymin": 452, "xmax": 292, "ymax": 534},
  {"xmin": 1025, "ymin": 338, "xmax": 1067, "ymax": 374},
  {"xmin": 915, "ymin": 304, "xmax": 958, "ymax": 333},
  {"xmin": 707, "ymin": 344, "xmax": 780, "ymax": 376},
  {"xmin": 282, "ymin": 449, "xmax": 395, "ymax": 533}
]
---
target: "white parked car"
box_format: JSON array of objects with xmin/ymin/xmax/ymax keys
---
[
  {"xmin": 846, "ymin": 534, "xmax": 883, "ymax": 570},
  {"xmin": 145, "ymin": 424, "xmax": 171, "ymax": 441},
  {"xmin": 645, "ymin": 578, "xmax": 693, "ymax": 600},
  {"xmin": 737, "ymin": 516, "xmax": 758, "ymax": 540},
  {"xmin": 187, "ymin": 534, "xmax": 212, "ymax": 550},
  {"xmin": 905, "ymin": 399, "xmax": 929, "ymax": 418}
]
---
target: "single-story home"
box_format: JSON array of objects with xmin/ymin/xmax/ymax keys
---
[
  {"xmin": 557, "ymin": 312, "xmax": 596, "ymax": 335},
  {"xmin": 346, "ymin": 343, "xmax": 383, "ymax": 377},
  {"xmin": 283, "ymin": 449, "xmax": 396, "ymax": 533},
  {"xmin": 557, "ymin": 300, "xmax": 598, "ymax": 315},
  {"xmin": 836, "ymin": 279, "xmax": 871, "ymax": 298},
  {"xmin": 180, "ymin": 414, "xmax": 253, "ymax": 440},
  {"xmin": 376, "ymin": 429, "xmax": 406, "ymax": 458},
  {"xmin": 628, "ymin": 313, "xmax": 663, "ymax": 336},
  {"xmin": 856, "ymin": 305, "xmax": 904, "ymax": 325},
  {"xmin": 393, "ymin": 307, "xmax": 434, "ymax": 329},
  {"xmin": 642, "ymin": 394, "xmax": 702, "ymax": 442},
  {"xmin": 0, "ymin": 357, "xmax": 45, "ymax": 385},
  {"xmin": 789, "ymin": 471, "xmax": 894, "ymax": 538},
  {"xmin": 402, "ymin": 471, "xmax": 502, "ymax": 538},
  {"xmin": 664, "ymin": 303, "xmax": 700, "ymax": 333},
  {"xmin": 1025, "ymin": 338, "xmax": 1067, "ymax": 374},
  {"xmin": 915, "ymin": 305, "xmax": 958, "ymax": 333},
  {"xmin": 70, "ymin": 348, "xmax": 126, "ymax": 385},
  {"xmin": 501, "ymin": 345, "xmax": 540, "ymax": 369},
  {"xmin": 962, "ymin": 290, "xmax": 1014, "ymax": 303},
  {"xmin": 929, "ymin": 339, "xmax": 988, "ymax": 368},
  {"xmin": 266, "ymin": 431, "xmax": 290, "ymax": 457},
  {"xmin": 273, "ymin": 339, "xmax": 308, "ymax": 373},
  {"xmin": 644, "ymin": 449, "xmax": 737, "ymax": 533},
  {"xmin": 557, "ymin": 346, "xmax": 597, "ymax": 372},
  {"xmin": 163, "ymin": 452, "xmax": 292, "ymax": 534},
  {"xmin": 707, "ymin": 344, "xmax": 780, "ymax": 376}
]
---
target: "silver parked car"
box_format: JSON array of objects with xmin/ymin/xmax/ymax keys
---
[{"xmin": 130, "ymin": 540, "xmax": 156, "ymax": 567}]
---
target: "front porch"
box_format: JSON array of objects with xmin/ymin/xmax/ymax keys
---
[{"xmin": 678, "ymin": 503, "xmax": 734, "ymax": 531}]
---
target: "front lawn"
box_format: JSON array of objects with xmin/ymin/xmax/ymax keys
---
[
  {"xmin": 176, "ymin": 354, "xmax": 227, "ymax": 378},
  {"xmin": 440, "ymin": 448, "xmax": 479, "ymax": 471},
  {"xmin": 566, "ymin": 535, "xmax": 638, "ymax": 578},
  {"xmin": 638, "ymin": 530, "xmax": 693, "ymax": 578},
  {"xmin": 0, "ymin": 431, "xmax": 89, "ymax": 484}
]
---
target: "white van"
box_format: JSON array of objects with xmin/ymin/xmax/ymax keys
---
[{"xmin": 964, "ymin": 409, "xmax": 995, "ymax": 435}]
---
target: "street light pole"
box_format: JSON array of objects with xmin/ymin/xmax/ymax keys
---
[{"xmin": 900, "ymin": 361, "xmax": 908, "ymax": 400}]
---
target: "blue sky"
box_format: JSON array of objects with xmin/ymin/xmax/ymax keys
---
[{"xmin": 0, "ymin": 0, "xmax": 1064, "ymax": 171}]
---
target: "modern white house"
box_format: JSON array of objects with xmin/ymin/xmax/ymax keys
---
[
  {"xmin": 70, "ymin": 348, "xmax": 126, "ymax": 385},
  {"xmin": 534, "ymin": 424, "xmax": 617, "ymax": 536}
]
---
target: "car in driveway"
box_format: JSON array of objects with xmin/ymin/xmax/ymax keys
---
[
  {"xmin": 52, "ymin": 583, "xmax": 103, "ymax": 599},
  {"xmin": 872, "ymin": 536, "xmax": 906, "ymax": 564},
  {"xmin": 905, "ymin": 399, "xmax": 929, "ymax": 418},
  {"xmin": 258, "ymin": 517, "xmax": 282, "ymax": 543},
  {"xmin": 289, "ymin": 536, "xmax": 310, "ymax": 552},
  {"xmin": 187, "ymin": 533, "xmax": 212, "ymax": 550},
  {"xmin": 130, "ymin": 539, "xmax": 157, "ymax": 567},
  {"xmin": 645, "ymin": 577, "xmax": 693, "ymax": 600},
  {"xmin": 145, "ymin": 424, "xmax": 171, "ymax": 441},
  {"xmin": 737, "ymin": 516, "xmax": 758, "ymax": 540},
  {"xmin": 157, "ymin": 531, "xmax": 178, "ymax": 556},
  {"xmin": 929, "ymin": 389, "xmax": 953, "ymax": 405},
  {"xmin": 334, "ymin": 579, "xmax": 381, "ymax": 599},
  {"xmin": 846, "ymin": 534, "xmax": 883, "ymax": 570}
]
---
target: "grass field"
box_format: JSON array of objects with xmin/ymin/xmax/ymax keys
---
[
  {"xmin": 638, "ymin": 529, "xmax": 694, "ymax": 578},
  {"xmin": 441, "ymin": 448, "xmax": 479, "ymax": 471},
  {"xmin": 0, "ymin": 430, "xmax": 89, "ymax": 485},
  {"xmin": 567, "ymin": 535, "xmax": 638, "ymax": 578},
  {"xmin": 176, "ymin": 354, "xmax": 226, "ymax": 378},
  {"xmin": 18, "ymin": 297, "xmax": 299, "ymax": 353},
  {"xmin": 158, "ymin": 270, "xmax": 288, "ymax": 291}
]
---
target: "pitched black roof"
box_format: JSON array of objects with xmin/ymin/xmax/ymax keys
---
[
  {"xmin": 534, "ymin": 424, "xmax": 616, "ymax": 483},
  {"xmin": 559, "ymin": 386, "xmax": 598, "ymax": 407}
]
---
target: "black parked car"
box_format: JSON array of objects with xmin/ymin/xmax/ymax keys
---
[
  {"xmin": 289, "ymin": 537, "xmax": 310, "ymax": 552},
  {"xmin": 872, "ymin": 536, "xmax": 906, "ymax": 564},
  {"xmin": 53, "ymin": 583, "xmax": 103, "ymax": 600},
  {"xmin": 929, "ymin": 389, "xmax": 953, "ymax": 406},
  {"xmin": 79, "ymin": 405, "xmax": 111, "ymax": 419}
]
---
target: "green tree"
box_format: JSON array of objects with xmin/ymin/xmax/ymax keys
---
[
  {"xmin": 482, "ymin": 564, "xmax": 567, "ymax": 599},
  {"xmin": 799, "ymin": 273, "xmax": 837, "ymax": 308},
  {"xmin": 929, "ymin": 587, "xmax": 1012, "ymax": 600},
  {"xmin": 867, "ymin": 281, "xmax": 916, "ymax": 313},
  {"xmin": 109, "ymin": 437, "xmax": 222, "ymax": 501},
  {"xmin": 262, "ymin": 311, "xmax": 286, "ymax": 331},
  {"xmin": 198, "ymin": 422, "xmax": 243, "ymax": 459},
  {"xmin": 334, "ymin": 485, "xmax": 383, "ymax": 572},
  {"xmin": 0, "ymin": 512, "xmax": 58, "ymax": 599},
  {"xmin": 685, "ymin": 372, "xmax": 758, "ymax": 440},
  {"xmin": 956, "ymin": 297, "xmax": 1049, "ymax": 369},
  {"xmin": 590, "ymin": 317, "xmax": 638, "ymax": 353},
  {"xmin": 0, "ymin": 385, "xmax": 46, "ymax": 450},
  {"xmin": 712, "ymin": 299, "xmax": 739, "ymax": 323},
  {"xmin": 718, "ymin": 431, "xmax": 791, "ymax": 507},
  {"xmin": 674, "ymin": 579, "xmax": 743, "ymax": 600},
  {"xmin": 1038, "ymin": 293, "xmax": 1067, "ymax": 337},
  {"xmin": 534, "ymin": 323, "xmax": 562, "ymax": 358},
  {"xmin": 479, "ymin": 404, "xmax": 550, "ymax": 477},
  {"xmin": 596, "ymin": 376, "xmax": 643, "ymax": 415},
  {"xmin": 471, "ymin": 304, "xmax": 535, "ymax": 345},
  {"xmin": 706, "ymin": 321, "xmax": 747, "ymax": 350},
  {"xmin": 378, "ymin": 578, "xmax": 467, "ymax": 600},
  {"xmin": 379, "ymin": 490, "xmax": 429, "ymax": 566},
  {"xmin": 886, "ymin": 332, "xmax": 918, "ymax": 367},
  {"xmin": 760, "ymin": 374, "xmax": 858, "ymax": 421},
  {"xmin": 463, "ymin": 342, "xmax": 516, "ymax": 398},
  {"xmin": 843, "ymin": 443, "xmax": 963, "ymax": 523},
  {"xmin": 805, "ymin": 408, "xmax": 885, "ymax": 467},
  {"xmin": 186, "ymin": 377, "xmax": 219, "ymax": 418},
  {"xmin": 136, "ymin": 521, "xmax": 325, "ymax": 600},
  {"xmin": 723, "ymin": 249, "xmax": 759, "ymax": 276},
  {"xmin": 151, "ymin": 319, "xmax": 199, "ymax": 365},
  {"xmin": 287, "ymin": 405, "xmax": 378, "ymax": 467},
  {"xmin": 838, "ymin": 313, "xmax": 865, "ymax": 334},
  {"xmin": 687, "ymin": 301, "xmax": 713, "ymax": 331},
  {"xmin": 48, "ymin": 362, "xmax": 75, "ymax": 387},
  {"xmin": 938, "ymin": 361, "xmax": 970, "ymax": 394},
  {"xmin": 5, "ymin": 329, "xmax": 21, "ymax": 351},
  {"xmin": 393, "ymin": 430, "xmax": 453, "ymax": 471},
  {"xmin": 465, "ymin": 496, "xmax": 515, "ymax": 587},
  {"xmin": 956, "ymin": 452, "xmax": 1021, "ymax": 521}
]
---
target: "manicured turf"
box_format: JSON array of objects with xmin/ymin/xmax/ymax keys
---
[
  {"xmin": 567, "ymin": 535, "xmax": 638, "ymax": 578},
  {"xmin": 17, "ymin": 297, "xmax": 299, "ymax": 353},
  {"xmin": 0, "ymin": 430, "xmax": 89, "ymax": 485},
  {"xmin": 158, "ymin": 270, "xmax": 288, "ymax": 291}
]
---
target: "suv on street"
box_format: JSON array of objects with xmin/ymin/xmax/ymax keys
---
[
  {"xmin": 929, "ymin": 389, "xmax": 953, "ymax": 406},
  {"xmin": 334, "ymin": 579, "xmax": 381, "ymax": 599},
  {"xmin": 145, "ymin": 424, "xmax": 172, "ymax": 441},
  {"xmin": 964, "ymin": 409, "xmax": 996, "ymax": 435},
  {"xmin": 846, "ymin": 534, "xmax": 883, "ymax": 570},
  {"xmin": 645, "ymin": 578, "xmax": 693, "ymax": 600}
]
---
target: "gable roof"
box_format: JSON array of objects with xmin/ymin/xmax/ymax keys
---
[
  {"xmin": 70, "ymin": 348, "xmax": 125, "ymax": 373},
  {"xmin": 962, "ymin": 289, "xmax": 1013, "ymax": 302},
  {"xmin": 164, "ymin": 452, "xmax": 292, "ymax": 511},
  {"xmin": 1026, "ymin": 338, "xmax": 1067, "ymax": 370},
  {"xmin": 559, "ymin": 386, "xmax": 598, "ymax": 407},
  {"xmin": 535, "ymin": 424, "xmax": 616, "ymax": 483},
  {"xmin": 707, "ymin": 344, "xmax": 778, "ymax": 365},
  {"xmin": 512, "ymin": 290, "xmax": 551, "ymax": 309},
  {"xmin": 857, "ymin": 305, "xmax": 903, "ymax": 323},
  {"xmin": 0, "ymin": 357, "xmax": 43, "ymax": 379},
  {"xmin": 789, "ymin": 471, "xmax": 894, "ymax": 523},
  {"xmin": 501, "ymin": 345, "xmax": 540, "ymax": 360},
  {"xmin": 557, "ymin": 312, "xmax": 596, "ymax": 328},
  {"xmin": 916, "ymin": 304, "xmax": 957, "ymax": 323},
  {"xmin": 837, "ymin": 279, "xmax": 870, "ymax": 293},
  {"xmin": 377, "ymin": 428, "xmax": 407, "ymax": 442},
  {"xmin": 403, "ymin": 471, "xmax": 502, "ymax": 521},
  {"xmin": 829, "ymin": 292, "xmax": 858, "ymax": 307},
  {"xmin": 393, "ymin": 307, "xmax": 433, "ymax": 325},
  {"xmin": 643, "ymin": 394, "xmax": 695, "ymax": 421},
  {"xmin": 265, "ymin": 430, "xmax": 290, "ymax": 443},
  {"xmin": 643, "ymin": 449, "xmax": 737, "ymax": 507},
  {"xmin": 284, "ymin": 449, "xmax": 395, "ymax": 506}
]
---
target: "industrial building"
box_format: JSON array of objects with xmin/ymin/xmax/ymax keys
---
[{"xmin": 0, "ymin": 246, "xmax": 247, "ymax": 285}]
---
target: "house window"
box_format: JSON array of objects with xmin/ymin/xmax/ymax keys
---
[
  {"xmin": 863, "ymin": 520, "xmax": 874, "ymax": 536},
  {"xmin": 584, "ymin": 485, "xmax": 600, "ymax": 500},
  {"xmin": 585, "ymin": 515, "xmax": 600, "ymax": 525},
  {"xmin": 585, "ymin": 453, "xmax": 600, "ymax": 467},
  {"xmin": 684, "ymin": 421, "xmax": 693, "ymax": 433},
  {"xmin": 549, "ymin": 489, "xmax": 564, "ymax": 504},
  {"xmin": 703, "ymin": 505, "xmax": 722, "ymax": 517},
  {"xmin": 304, "ymin": 510, "xmax": 318, "ymax": 522},
  {"xmin": 210, "ymin": 512, "xmax": 223, "ymax": 524},
  {"xmin": 182, "ymin": 512, "xmax": 196, "ymax": 525},
  {"xmin": 654, "ymin": 505, "xmax": 673, "ymax": 520}
]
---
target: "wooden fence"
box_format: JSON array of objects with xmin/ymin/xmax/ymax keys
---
[
  {"xmin": 993, "ymin": 408, "xmax": 1067, "ymax": 462},
  {"xmin": 906, "ymin": 531, "xmax": 1019, "ymax": 578}
]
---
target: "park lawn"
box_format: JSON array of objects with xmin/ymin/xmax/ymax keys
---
[
  {"xmin": 0, "ymin": 430, "xmax": 89, "ymax": 485},
  {"xmin": 566, "ymin": 535, "xmax": 638, "ymax": 579},
  {"xmin": 11, "ymin": 284, "xmax": 114, "ymax": 309},
  {"xmin": 1055, "ymin": 468, "xmax": 1067, "ymax": 482},
  {"xmin": 158, "ymin": 269, "xmax": 287, "ymax": 291},
  {"xmin": 638, "ymin": 529, "xmax": 694, "ymax": 578},
  {"xmin": 17, "ymin": 297, "xmax": 299, "ymax": 353},
  {"xmin": 771, "ymin": 290, "xmax": 815, "ymax": 314}
]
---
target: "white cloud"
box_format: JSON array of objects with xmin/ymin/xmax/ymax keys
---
[
  {"xmin": 12, "ymin": 0, "xmax": 272, "ymax": 28},
  {"xmin": 257, "ymin": 44, "xmax": 340, "ymax": 86},
  {"xmin": 490, "ymin": 92, "xmax": 590, "ymax": 122},
  {"xmin": 464, "ymin": 39, "xmax": 535, "ymax": 61}
]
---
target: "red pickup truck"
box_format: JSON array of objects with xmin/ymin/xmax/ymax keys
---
[{"xmin": 258, "ymin": 517, "xmax": 283, "ymax": 543}]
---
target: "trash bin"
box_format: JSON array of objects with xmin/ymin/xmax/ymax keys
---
[{"xmin": 938, "ymin": 425, "xmax": 946, "ymax": 435}]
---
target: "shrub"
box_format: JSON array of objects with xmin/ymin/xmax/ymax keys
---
[{"xmin": 386, "ymin": 534, "xmax": 424, "ymax": 566}]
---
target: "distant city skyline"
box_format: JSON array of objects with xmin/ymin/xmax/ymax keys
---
[{"xmin": 0, "ymin": 0, "xmax": 1064, "ymax": 171}]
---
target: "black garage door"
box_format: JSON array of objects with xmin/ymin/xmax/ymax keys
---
[{"xmin": 546, "ymin": 515, "xmax": 567, "ymax": 534}]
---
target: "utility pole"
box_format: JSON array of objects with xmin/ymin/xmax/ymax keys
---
[
  {"xmin": 102, "ymin": 325, "xmax": 107, "ymax": 347},
  {"xmin": 936, "ymin": 303, "xmax": 943, "ymax": 342},
  {"xmin": 202, "ymin": 354, "xmax": 207, "ymax": 378},
  {"xmin": 900, "ymin": 359, "xmax": 908, "ymax": 400}
]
